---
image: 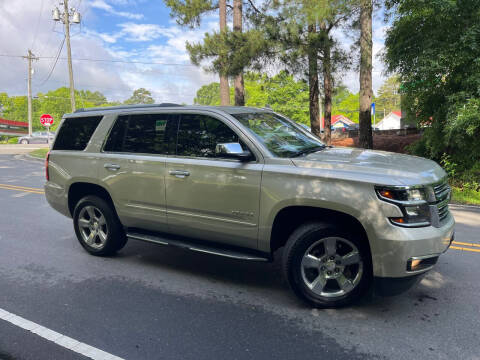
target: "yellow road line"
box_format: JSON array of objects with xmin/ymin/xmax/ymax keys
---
[
  {"xmin": 451, "ymin": 246, "xmax": 480, "ymax": 253},
  {"xmin": 0, "ymin": 183, "xmax": 44, "ymax": 192},
  {"xmin": 452, "ymin": 241, "xmax": 480, "ymax": 248},
  {"xmin": 0, "ymin": 185, "xmax": 44, "ymax": 195}
]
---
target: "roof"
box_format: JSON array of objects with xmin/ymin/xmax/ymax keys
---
[
  {"xmin": 321, "ymin": 114, "xmax": 355, "ymax": 126},
  {"xmin": 0, "ymin": 118, "xmax": 28, "ymax": 127},
  {"xmin": 392, "ymin": 111, "xmax": 401, "ymax": 117},
  {"xmin": 69, "ymin": 104, "xmax": 271, "ymax": 117}
]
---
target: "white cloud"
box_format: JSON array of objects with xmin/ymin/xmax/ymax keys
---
[{"xmin": 90, "ymin": 0, "xmax": 143, "ymax": 20}]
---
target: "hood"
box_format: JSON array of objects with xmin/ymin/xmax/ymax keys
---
[{"xmin": 291, "ymin": 147, "xmax": 446, "ymax": 186}]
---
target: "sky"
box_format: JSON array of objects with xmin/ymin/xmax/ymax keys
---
[{"xmin": 0, "ymin": 0, "xmax": 389, "ymax": 104}]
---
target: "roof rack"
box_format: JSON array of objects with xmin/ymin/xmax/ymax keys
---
[{"xmin": 74, "ymin": 103, "xmax": 182, "ymax": 113}]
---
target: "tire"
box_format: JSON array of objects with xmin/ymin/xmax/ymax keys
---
[
  {"xmin": 73, "ymin": 195, "xmax": 128, "ymax": 256},
  {"xmin": 21, "ymin": 139, "xmax": 28, "ymax": 144},
  {"xmin": 282, "ymin": 222, "xmax": 372, "ymax": 308}
]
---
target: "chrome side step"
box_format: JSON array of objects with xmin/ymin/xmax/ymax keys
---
[{"xmin": 127, "ymin": 231, "xmax": 271, "ymax": 262}]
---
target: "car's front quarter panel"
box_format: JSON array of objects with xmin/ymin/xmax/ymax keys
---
[{"xmin": 258, "ymin": 161, "xmax": 455, "ymax": 279}]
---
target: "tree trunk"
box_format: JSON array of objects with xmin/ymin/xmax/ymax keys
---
[
  {"xmin": 322, "ymin": 34, "xmax": 333, "ymax": 146},
  {"xmin": 307, "ymin": 23, "xmax": 320, "ymax": 137},
  {"xmin": 359, "ymin": 0, "xmax": 373, "ymax": 149},
  {"xmin": 233, "ymin": 0, "xmax": 245, "ymax": 106},
  {"xmin": 219, "ymin": 0, "xmax": 230, "ymax": 106}
]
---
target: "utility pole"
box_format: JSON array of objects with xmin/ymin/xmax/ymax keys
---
[
  {"xmin": 53, "ymin": 1, "xmax": 81, "ymax": 112},
  {"xmin": 23, "ymin": 50, "xmax": 38, "ymax": 137}
]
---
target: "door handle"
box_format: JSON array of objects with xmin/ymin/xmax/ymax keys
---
[
  {"xmin": 169, "ymin": 170, "xmax": 190, "ymax": 178},
  {"xmin": 104, "ymin": 163, "xmax": 121, "ymax": 171}
]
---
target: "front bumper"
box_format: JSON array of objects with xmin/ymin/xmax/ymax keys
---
[{"xmin": 370, "ymin": 213, "xmax": 455, "ymax": 278}]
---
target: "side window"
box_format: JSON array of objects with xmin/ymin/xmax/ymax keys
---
[
  {"xmin": 53, "ymin": 116, "xmax": 103, "ymax": 151},
  {"xmin": 104, "ymin": 113, "xmax": 177, "ymax": 155},
  {"xmin": 176, "ymin": 114, "xmax": 240, "ymax": 158}
]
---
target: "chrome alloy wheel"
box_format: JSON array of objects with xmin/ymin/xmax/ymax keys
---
[
  {"xmin": 78, "ymin": 206, "xmax": 108, "ymax": 249},
  {"xmin": 301, "ymin": 237, "xmax": 363, "ymax": 298}
]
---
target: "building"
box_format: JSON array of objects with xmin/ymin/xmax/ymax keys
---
[
  {"xmin": 0, "ymin": 118, "xmax": 28, "ymax": 136},
  {"xmin": 321, "ymin": 115, "xmax": 356, "ymax": 130},
  {"xmin": 375, "ymin": 111, "xmax": 406, "ymax": 130}
]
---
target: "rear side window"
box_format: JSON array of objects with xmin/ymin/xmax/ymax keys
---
[
  {"xmin": 53, "ymin": 116, "xmax": 103, "ymax": 151},
  {"xmin": 104, "ymin": 113, "xmax": 177, "ymax": 155},
  {"xmin": 176, "ymin": 114, "xmax": 239, "ymax": 158}
]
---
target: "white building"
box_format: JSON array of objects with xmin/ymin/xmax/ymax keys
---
[{"xmin": 375, "ymin": 111, "xmax": 405, "ymax": 130}]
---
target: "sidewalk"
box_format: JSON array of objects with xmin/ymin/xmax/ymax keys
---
[{"xmin": 0, "ymin": 144, "xmax": 49, "ymax": 155}]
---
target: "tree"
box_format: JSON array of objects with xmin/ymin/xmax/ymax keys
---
[
  {"xmin": 333, "ymin": 88, "xmax": 360, "ymax": 123},
  {"xmin": 193, "ymin": 71, "xmax": 310, "ymax": 123},
  {"xmin": 233, "ymin": 0, "xmax": 245, "ymax": 105},
  {"xmin": 194, "ymin": 83, "xmax": 221, "ymax": 105},
  {"xmin": 124, "ymin": 88, "xmax": 155, "ymax": 105},
  {"xmin": 385, "ymin": 0, "xmax": 480, "ymax": 169},
  {"xmin": 375, "ymin": 75, "xmax": 401, "ymax": 115},
  {"xmin": 165, "ymin": 0, "xmax": 233, "ymax": 105},
  {"xmin": 358, "ymin": 0, "xmax": 373, "ymax": 149},
  {"xmin": 259, "ymin": 0, "xmax": 355, "ymax": 144}
]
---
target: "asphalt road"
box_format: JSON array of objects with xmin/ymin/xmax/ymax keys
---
[{"xmin": 0, "ymin": 154, "xmax": 479, "ymax": 360}]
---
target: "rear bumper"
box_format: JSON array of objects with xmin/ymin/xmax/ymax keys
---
[{"xmin": 44, "ymin": 182, "xmax": 71, "ymax": 218}]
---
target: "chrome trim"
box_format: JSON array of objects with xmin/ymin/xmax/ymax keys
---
[
  {"xmin": 168, "ymin": 209, "xmax": 257, "ymax": 227},
  {"xmin": 389, "ymin": 218, "xmax": 431, "ymax": 228},
  {"xmin": 406, "ymin": 254, "xmax": 439, "ymax": 274}
]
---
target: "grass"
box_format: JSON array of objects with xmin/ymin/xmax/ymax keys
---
[
  {"xmin": 451, "ymin": 186, "xmax": 480, "ymax": 206},
  {"xmin": 29, "ymin": 148, "xmax": 49, "ymax": 159}
]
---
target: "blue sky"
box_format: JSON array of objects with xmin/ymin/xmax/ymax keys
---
[{"xmin": 0, "ymin": 0, "xmax": 388, "ymax": 104}]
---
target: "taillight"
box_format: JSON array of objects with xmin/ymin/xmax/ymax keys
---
[{"xmin": 45, "ymin": 151, "xmax": 50, "ymax": 181}]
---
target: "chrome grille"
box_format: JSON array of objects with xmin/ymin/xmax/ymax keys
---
[{"xmin": 433, "ymin": 180, "xmax": 451, "ymax": 222}]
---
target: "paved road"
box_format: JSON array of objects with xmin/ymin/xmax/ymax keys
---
[
  {"xmin": 0, "ymin": 154, "xmax": 479, "ymax": 360},
  {"xmin": 0, "ymin": 144, "xmax": 49, "ymax": 155}
]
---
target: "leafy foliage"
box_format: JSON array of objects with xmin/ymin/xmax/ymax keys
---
[
  {"xmin": 124, "ymin": 88, "xmax": 155, "ymax": 105},
  {"xmin": 385, "ymin": 0, "xmax": 480, "ymax": 171}
]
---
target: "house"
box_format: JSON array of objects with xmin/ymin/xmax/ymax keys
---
[
  {"xmin": 375, "ymin": 111, "xmax": 406, "ymax": 130},
  {"xmin": 321, "ymin": 115, "xmax": 355, "ymax": 130}
]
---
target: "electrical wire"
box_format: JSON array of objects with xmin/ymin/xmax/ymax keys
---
[{"xmin": 37, "ymin": 36, "xmax": 65, "ymax": 86}]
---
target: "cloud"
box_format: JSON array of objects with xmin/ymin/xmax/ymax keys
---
[{"xmin": 90, "ymin": 0, "xmax": 143, "ymax": 20}]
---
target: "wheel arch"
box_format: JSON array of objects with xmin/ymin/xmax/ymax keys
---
[
  {"xmin": 68, "ymin": 182, "xmax": 116, "ymax": 217},
  {"xmin": 269, "ymin": 205, "xmax": 372, "ymax": 258}
]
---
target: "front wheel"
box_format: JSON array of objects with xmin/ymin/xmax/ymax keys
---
[
  {"xmin": 283, "ymin": 222, "xmax": 372, "ymax": 308},
  {"xmin": 73, "ymin": 195, "xmax": 127, "ymax": 256},
  {"xmin": 20, "ymin": 139, "xmax": 28, "ymax": 144}
]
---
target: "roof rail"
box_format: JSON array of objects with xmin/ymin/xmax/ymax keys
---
[{"xmin": 74, "ymin": 103, "xmax": 182, "ymax": 113}]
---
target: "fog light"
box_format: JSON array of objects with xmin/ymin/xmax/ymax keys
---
[{"xmin": 407, "ymin": 256, "xmax": 439, "ymax": 272}]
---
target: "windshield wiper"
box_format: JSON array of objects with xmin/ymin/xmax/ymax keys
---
[{"xmin": 291, "ymin": 145, "xmax": 326, "ymax": 157}]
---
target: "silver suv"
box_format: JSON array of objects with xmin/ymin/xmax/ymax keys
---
[{"xmin": 45, "ymin": 104, "xmax": 455, "ymax": 307}]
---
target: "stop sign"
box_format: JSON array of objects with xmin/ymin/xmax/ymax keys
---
[{"xmin": 40, "ymin": 114, "xmax": 54, "ymax": 127}]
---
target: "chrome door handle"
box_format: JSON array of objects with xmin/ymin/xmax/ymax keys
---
[
  {"xmin": 104, "ymin": 163, "xmax": 121, "ymax": 171},
  {"xmin": 169, "ymin": 170, "xmax": 190, "ymax": 178}
]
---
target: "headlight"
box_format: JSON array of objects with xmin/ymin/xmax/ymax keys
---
[{"xmin": 375, "ymin": 186, "xmax": 431, "ymax": 227}]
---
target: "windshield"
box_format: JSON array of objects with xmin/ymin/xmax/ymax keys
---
[{"xmin": 232, "ymin": 112, "xmax": 325, "ymax": 158}]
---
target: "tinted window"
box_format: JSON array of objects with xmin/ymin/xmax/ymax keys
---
[
  {"xmin": 104, "ymin": 113, "xmax": 177, "ymax": 155},
  {"xmin": 53, "ymin": 116, "xmax": 103, "ymax": 151},
  {"xmin": 176, "ymin": 114, "xmax": 240, "ymax": 158}
]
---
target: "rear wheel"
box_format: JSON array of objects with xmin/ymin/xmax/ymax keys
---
[
  {"xmin": 283, "ymin": 222, "xmax": 372, "ymax": 308},
  {"xmin": 73, "ymin": 195, "xmax": 127, "ymax": 256},
  {"xmin": 21, "ymin": 139, "xmax": 28, "ymax": 144}
]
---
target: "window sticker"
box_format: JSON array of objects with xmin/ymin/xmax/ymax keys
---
[{"xmin": 155, "ymin": 119, "xmax": 167, "ymax": 131}]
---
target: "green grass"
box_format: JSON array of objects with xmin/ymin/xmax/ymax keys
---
[
  {"xmin": 29, "ymin": 148, "xmax": 49, "ymax": 159},
  {"xmin": 451, "ymin": 186, "xmax": 480, "ymax": 206}
]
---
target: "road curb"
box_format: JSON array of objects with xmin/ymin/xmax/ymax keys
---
[
  {"xmin": 24, "ymin": 154, "xmax": 44, "ymax": 162},
  {"xmin": 449, "ymin": 203, "xmax": 480, "ymax": 211}
]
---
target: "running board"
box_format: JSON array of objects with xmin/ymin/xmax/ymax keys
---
[{"xmin": 127, "ymin": 231, "xmax": 271, "ymax": 262}]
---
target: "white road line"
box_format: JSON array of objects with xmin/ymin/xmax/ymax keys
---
[{"xmin": 0, "ymin": 307, "xmax": 124, "ymax": 360}]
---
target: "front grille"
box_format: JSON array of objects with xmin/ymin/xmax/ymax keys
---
[{"xmin": 433, "ymin": 180, "xmax": 451, "ymax": 222}]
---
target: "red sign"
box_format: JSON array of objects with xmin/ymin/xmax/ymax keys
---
[{"xmin": 40, "ymin": 114, "xmax": 54, "ymax": 127}]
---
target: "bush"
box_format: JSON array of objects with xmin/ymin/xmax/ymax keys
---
[{"xmin": 7, "ymin": 137, "xmax": 18, "ymax": 144}]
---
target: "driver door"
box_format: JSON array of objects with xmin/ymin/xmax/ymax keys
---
[{"xmin": 165, "ymin": 113, "xmax": 263, "ymax": 249}]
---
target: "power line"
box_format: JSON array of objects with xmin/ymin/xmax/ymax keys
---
[
  {"xmin": 0, "ymin": 54, "xmax": 196, "ymax": 66},
  {"xmin": 37, "ymin": 37, "xmax": 65, "ymax": 86}
]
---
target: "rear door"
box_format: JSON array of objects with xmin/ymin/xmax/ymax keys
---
[{"xmin": 165, "ymin": 112, "xmax": 263, "ymax": 249}]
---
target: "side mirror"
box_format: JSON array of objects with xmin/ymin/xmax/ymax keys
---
[{"xmin": 215, "ymin": 143, "xmax": 253, "ymax": 161}]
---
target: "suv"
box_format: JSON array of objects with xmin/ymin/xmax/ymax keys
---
[{"xmin": 45, "ymin": 104, "xmax": 454, "ymax": 307}]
